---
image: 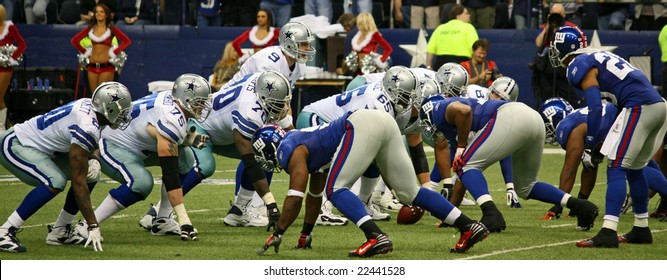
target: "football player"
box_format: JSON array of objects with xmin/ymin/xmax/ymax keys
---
[
  {"xmin": 254, "ymin": 109, "xmax": 490, "ymax": 257},
  {"xmin": 551, "ymin": 26, "xmax": 667, "ymax": 248},
  {"xmin": 0, "ymin": 82, "xmax": 133, "ymax": 252},
  {"xmin": 72, "ymin": 74, "xmax": 212, "ymax": 242},
  {"xmin": 139, "ymin": 71, "xmax": 293, "ymax": 230},
  {"xmin": 419, "ymin": 93, "xmax": 600, "ymax": 234}
]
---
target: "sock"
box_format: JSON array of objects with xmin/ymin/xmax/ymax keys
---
[
  {"xmin": 460, "ymin": 169, "xmax": 490, "ymax": 199},
  {"xmin": 412, "ymin": 188, "xmax": 455, "ymax": 220},
  {"xmin": 577, "ymin": 192, "xmax": 589, "ymax": 200},
  {"xmin": 602, "ymin": 219, "xmax": 619, "ymax": 231},
  {"xmin": 157, "ymin": 184, "xmax": 173, "ymax": 217},
  {"xmin": 95, "ymin": 194, "xmax": 125, "ymax": 223},
  {"xmin": 273, "ymin": 224, "xmax": 285, "ymax": 236},
  {"xmin": 527, "ymin": 182, "xmax": 566, "ymax": 205},
  {"xmin": 430, "ymin": 166, "xmax": 442, "ymax": 184},
  {"xmin": 181, "ymin": 169, "xmax": 203, "ymax": 196},
  {"xmin": 329, "ymin": 188, "xmax": 369, "ymax": 224},
  {"xmin": 606, "ymin": 167, "xmax": 628, "ymax": 217},
  {"xmin": 453, "ymin": 214, "xmax": 475, "ymax": 231},
  {"xmin": 643, "ymin": 165, "xmax": 667, "ymax": 196},
  {"xmin": 627, "ymin": 169, "xmax": 649, "ymax": 214},
  {"xmin": 634, "ymin": 214, "xmax": 649, "ymax": 227},
  {"xmin": 359, "ymin": 220, "xmax": 384, "ymax": 239},
  {"xmin": 2, "ymin": 211, "xmax": 25, "ymax": 229},
  {"xmin": 480, "ymin": 201, "xmax": 499, "ymax": 215},
  {"xmin": 301, "ymin": 222, "xmax": 315, "ymax": 236},
  {"xmin": 235, "ymin": 188, "xmax": 255, "ymax": 206},
  {"xmin": 16, "ymin": 185, "xmax": 57, "ymax": 221},
  {"xmin": 53, "ymin": 209, "xmax": 76, "ymax": 228}
]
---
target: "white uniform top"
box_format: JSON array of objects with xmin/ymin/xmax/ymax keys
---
[
  {"xmin": 302, "ymin": 81, "xmax": 395, "ymax": 123},
  {"xmin": 14, "ymin": 99, "xmax": 101, "ymax": 157},
  {"xmin": 228, "ymin": 46, "xmax": 305, "ymax": 87},
  {"xmin": 463, "ymin": 84, "xmax": 490, "ymax": 101},
  {"xmin": 363, "ymin": 73, "xmax": 384, "ymax": 84},
  {"xmin": 103, "ymin": 91, "xmax": 188, "ymax": 155},
  {"xmin": 198, "ymin": 72, "xmax": 284, "ymax": 145}
]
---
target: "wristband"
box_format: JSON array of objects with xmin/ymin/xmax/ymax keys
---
[
  {"xmin": 88, "ymin": 223, "xmax": 99, "ymax": 230},
  {"xmin": 262, "ymin": 192, "xmax": 276, "ymax": 205}
]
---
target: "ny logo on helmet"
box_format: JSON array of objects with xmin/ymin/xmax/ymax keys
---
[
  {"xmin": 554, "ymin": 32, "xmax": 566, "ymax": 43},
  {"xmin": 253, "ymin": 139, "xmax": 266, "ymax": 152}
]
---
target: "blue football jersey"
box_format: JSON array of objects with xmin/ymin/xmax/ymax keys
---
[
  {"xmin": 430, "ymin": 97, "xmax": 507, "ymax": 145},
  {"xmin": 567, "ymin": 50, "xmax": 662, "ymax": 107},
  {"xmin": 555, "ymin": 102, "xmax": 619, "ymax": 150},
  {"xmin": 277, "ymin": 113, "xmax": 351, "ymax": 173}
]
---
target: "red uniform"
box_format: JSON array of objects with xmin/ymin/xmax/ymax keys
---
[
  {"xmin": 351, "ymin": 31, "xmax": 392, "ymax": 62},
  {"xmin": 71, "ymin": 26, "xmax": 131, "ymax": 73},
  {"xmin": 232, "ymin": 26, "xmax": 280, "ymax": 57},
  {"xmin": 0, "ymin": 22, "xmax": 27, "ymax": 73}
]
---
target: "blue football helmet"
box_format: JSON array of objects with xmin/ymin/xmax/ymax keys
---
[
  {"xmin": 539, "ymin": 97, "xmax": 574, "ymax": 145},
  {"xmin": 549, "ymin": 25, "xmax": 586, "ymax": 68},
  {"xmin": 251, "ymin": 124, "xmax": 287, "ymax": 173},
  {"xmin": 418, "ymin": 95, "xmax": 447, "ymax": 143}
]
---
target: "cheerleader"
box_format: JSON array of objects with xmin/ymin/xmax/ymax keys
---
[
  {"xmin": 0, "ymin": 4, "xmax": 26, "ymax": 133},
  {"xmin": 231, "ymin": 8, "xmax": 279, "ymax": 63}
]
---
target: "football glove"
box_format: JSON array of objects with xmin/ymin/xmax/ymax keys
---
[
  {"xmin": 266, "ymin": 203, "xmax": 281, "ymax": 232},
  {"xmin": 542, "ymin": 204, "xmax": 563, "ymax": 220},
  {"xmin": 440, "ymin": 186, "xmax": 453, "ymax": 200},
  {"xmin": 183, "ymin": 127, "xmax": 210, "ymax": 149},
  {"xmin": 84, "ymin": 224, "xmax": 103, "ymax": 252},
  {"xmin": 257, "ymin": 233, "xmax": 282, "ymax": 255},
  {"xmin": 294, "ymin": 233, "xmax": 312, "ymax": 249},
  {"xmin": 506, "ymin": 188, "xmax": 522, "ymax": 208},
  {"xmin": 86, "ymin": 159, "xmax": 101, "ymax": 183},
  {"xmin": 180, "ymin": 224, "xmax": 198, "ymax": 241},
  {"xmin": 452, "ymin": 146, "xmax": 466, "ymax": 172},
  {"xmin": 581, "ymin": 142, "xmax": 604, "ymax": 170}
]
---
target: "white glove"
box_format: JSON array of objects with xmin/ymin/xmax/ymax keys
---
[
  {"xmin": 183, "ymin": 127, "xmax": 210, "ymax": 149},
  {"xmin": 86, "ymin": 159, "xmax": 101, "ymax": 183},
  {"xmin": 239, "ymin": 53, "xmax": 251, "ymax": 64},
  {"xmin": 84, "ymin": 225, "xmax": 104, "ymax": 252},
  {"xmin": 506, "ymin": 188, "xmax": 522, "ymax": 208},
  {"xmin": 9, "ymin": 57, "xmax": 19, "ymax": 66},
  {"xmin": 373, "ymin": 56, "xmax": 388, "ymax": 69}
]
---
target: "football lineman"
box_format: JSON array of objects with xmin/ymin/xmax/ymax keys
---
[
  {"xmin": 419, "ymin": 94, "xmax": 600, "ymax": 234},
  {"xmin": 0, "ymin": 82, "xmax": 133, "ymax": 252},
  {"xmin": 254, "ymin": 110, "xmax": 490, "ymax": 257},
  {"xmin": 551, "ymin": 26, "xmax": 667, "ymax": 247},
  {"xmin": 72, "ymin": 74, "xmax": 212, "ymax": 242}
]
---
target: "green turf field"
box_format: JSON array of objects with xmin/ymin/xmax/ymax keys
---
[{"xmin": 0, "ymin": 150, "xmax": 666, "ymax": 260}]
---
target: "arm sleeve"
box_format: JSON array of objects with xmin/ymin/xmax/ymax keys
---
[
  {"xmin": 71, "ymin": 27, "xmax": 90, "ymax": 53},
  {"xmin": 8, "ymin": 25, "xmax": 27, "ymax": 59},
  {"xmin": 584, "ymin": 86, "xmax": 602, "ymax": 146},
  {"xmin": 112, "ymin": 27, "xmax": 132, "ymax": 54},
  {"xmin": 232, "ymin": 30, "xmax": 251, "ymax": 57},
  {"xmin": 374, "ymin": 33, "xmax": 393, "ymax": 62}
]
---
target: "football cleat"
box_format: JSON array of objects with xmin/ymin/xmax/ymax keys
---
[
  {"xmin": 480, "ymin": 210, "xmax": 506, "ymax": 233},
  {"xmin": 371, "ymin": 191, "xmax": 402, "ymax": 212},
  {"xmin": 451, "ymin": 222, "xmax": 490, "ymax": 253},
  {"xmin": 316, "ymin": 201, "xmax": 348, "ymax": 226},
  {"xmin": 294, "ymin": 233, "xmax": 312, "ymax": 249},
  {"xmin": 257, "ymin": 234, "xmax": 282, "ymax": 255},
  {"xmin": 223, "ymin": 203, "xmax": 248, "ymax": 227},
  {"xmin": 245, "ymin": 204, "xmax": 269, "ymax": 227},
  {"xmin": 618, "ymin": 226, "xmax": 652, "ymax": 244},
  {"xmin": 0, "ymin": 227, "xmax": 26, "ymax": 253},
  {"xmin": 573, "ymin": 200, "xmax": 599, "ymax": 231},
  {"xmin": 348, "ymin": 233, "xmax": 393, "ymax": 257},
  {"xmin": 139, "ymin": 203, "xmax": 158, "ymax": 231},
  {"xmin": 576, "ymin": 228, "xmax": 619, "ymax": 248},
  {"xmin": 46, "ymin": 224, "xmax": 86, "ymax": 245},
  {"xmin": 542, "ymin": 205, "xmax": 563, "ymax": 220},
  {"xmin": 151, "ymin": 217, "xmax": 181, "ymax": 236},
  {"xmin": 365, "ymin": 203, "xmax": 391, "ymax": 221},
  {"xmin": 649, "ymin": 209, "xmax": 667, "ymax": 219}
]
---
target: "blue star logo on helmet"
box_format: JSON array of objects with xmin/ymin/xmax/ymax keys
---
[
  {"xmin": 185, "ymin": 79, "xmax": 199, "ymax": 94},
  {"xmin": 109, "ymin": 91, "xmax": 123, "ymax": 102},
  {"xmin": 284, "ymin": 30, "xmax": 294, "ymax": 39},
  {"xmin": 263, "ymin": 81, "xmax": 278, "ymax": 95},
  {"xmin": 391, "ymin": 74, "xmax": 401, "ymax": 84}
]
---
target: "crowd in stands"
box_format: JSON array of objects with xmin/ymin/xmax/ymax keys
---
[{"xmin": 0, "ymin": 0, "xmax": 663, "ymax": 31}]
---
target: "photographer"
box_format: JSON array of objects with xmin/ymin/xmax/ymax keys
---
[
  {"xmin": 461, "ymin": 38, "xmax": 501, "ymax": 87},
  {"xmin": 531, "ymin": 3, "xmax": 585, "ymax": 108}
]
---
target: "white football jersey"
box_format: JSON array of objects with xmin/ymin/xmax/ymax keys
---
[
  {"xmin": 102, "ymin": 91, "xmax": 188, "ymax": 155},
  {"xmin": 228, "ymin": 46, "xmax": 305, "ymax": 87},
  {"xmin": 302, "ymin": 81, "xmax": 394, "ymax": 123},
  {"xmin": 363, "ymin": 73, "xmax": 384, "ymax": 84},
  {"xmin": 14, "ymin": 99, "xmax": 101, "ymax": 157},
  {"xmin": 411, "ymin": 68, "xmax": 436, "ymax": 80},
  {"xmin": 463, "ymin": 84, "xmax": 489, "ymax": 101},
  {"xmin": 198, "ymin": 72, "xmax": 278, "ymax": 145}
]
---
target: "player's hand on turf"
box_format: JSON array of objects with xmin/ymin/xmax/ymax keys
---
[
  {"xmin": 266, "ymin": 203, "xmax": 281, "ymax": 232},
  {"xmin": 257, "ymin": 233, "xmax": 282, "ymax": 255},
  {"xmin": 85, "ymin": 224, "xmax": 103, "ymax": 252},
  {"xmin": 506, "ymin": 188, "xmax": 521, "ymax": 208},
  {"xmin": 180, "ymin": 224, "xmax": 198, "ymax": 241}
]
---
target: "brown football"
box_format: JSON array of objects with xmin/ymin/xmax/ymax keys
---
[{"xmin": 397, "ymin": 204, "xmax": 425, "ymax": 225}]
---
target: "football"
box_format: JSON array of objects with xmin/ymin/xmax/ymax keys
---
[{"xmin": 397, "ymin": 204, "xmax": 425, "ymax": 225}]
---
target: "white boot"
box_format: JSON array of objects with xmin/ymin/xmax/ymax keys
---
[{"xmin": 0, "ymin": 108, "xmax": 7, "ymax": 134}]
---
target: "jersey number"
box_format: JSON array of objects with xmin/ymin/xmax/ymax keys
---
[
  {"xmin": 37, "ymin": 103, "xmax": 74, "ymax": 130},
  {"xmin": 593, "ymin": 52, "xmax": 636, "ymax": 80},
  {"xmin": 131, "ymin": 95, "xmax": 157, "ymax": 119},
  {"xmin": 268, "ymin": 52, "xmax": 280, "ymax": 63},
  {"xmin": 213, "ymin": 85, "xmax": 242, "ymax": 110},
  {"xmin": 335, "ymin": 85, "xmax": 368, "ymax": 106}
]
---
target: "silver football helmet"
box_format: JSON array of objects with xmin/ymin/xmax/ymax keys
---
[
  {"xmin": 91, "ymin": 81, "xmax": 133, "ymax": 130},
  {"xmin": 279, "ymin": 21, "xmax": 316, "ymax": 63},
  {"xmin": 255, "ymin": 71, "xmax": 292, "ymax": 121},
  {"xmin": 382, "ymin": 66, "xmax": 418, "ymax": 114},
  {"xmin": 435, "ymin": 63, "xmax": 469, "ymax": 97},
  {"xmin": 489, "ymin": 77, "xmax": 519, "ymax": 102},
  {"xmin": 414, "ymin": 77, "xmax": 442, "ymax": 108},
  {"xmin": 172, "ymin": 73, "xmax": 212, "ymax": 122}
]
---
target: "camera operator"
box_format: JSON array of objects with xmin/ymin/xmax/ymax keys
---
[
  {"xmin": 461, "ymin": 38, "xmax": 502, "ymax": 87},
  {"xmin": 531, "ymin": 3, "xmax": 585, "ymax": 108}
]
